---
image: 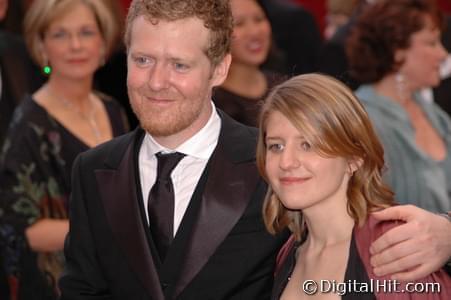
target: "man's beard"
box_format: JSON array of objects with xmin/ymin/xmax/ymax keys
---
[{"xmin": 130, "ymin": 93, "xmax": 204, "ymax": 137}]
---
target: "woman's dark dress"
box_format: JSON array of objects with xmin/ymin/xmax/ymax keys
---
[
  {"xmin": 213, "ymin": 71, "xmax": 285, "ymax": 127},
  {"xmin": 0, "ymin": 94, "xmax": 129, "ymax": 299},
  {"xmin": 272, "ymin": 234, "xmax": 375, "ymax": 300}
]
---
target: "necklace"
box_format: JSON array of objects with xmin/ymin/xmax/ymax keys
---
[
  {"xmin": 394, "ymin": 72, "xmax": 412, "ymax": 107},
  {"xmin": 47, "ymin": 88, "xmax": 102, "ymax": 145}
]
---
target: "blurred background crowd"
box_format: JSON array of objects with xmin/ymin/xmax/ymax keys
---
[{"xmin": 0, "ymin": 0, "xmax": 450, "ymax": 299}]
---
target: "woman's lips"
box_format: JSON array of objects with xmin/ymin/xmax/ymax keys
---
[
  {"xmin": 67, "ymin": 58, "xmax": 89, "ymax": 64},
  {"xmin": 246, "ymin": 41, "xmax": 266, "ymax": 53},
  {"xmin": 279, "ymin": 177, "xmax": 310, "ymax": 185}
]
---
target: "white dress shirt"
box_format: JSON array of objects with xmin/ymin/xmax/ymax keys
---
[{"xmin": 138, "ymin": 102, "xmax": 221, "ymax": 236}]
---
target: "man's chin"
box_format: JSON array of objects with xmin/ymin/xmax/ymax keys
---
[{"xmin": 140, "ymin": 120, "xmax": 188, "ymax": 137}]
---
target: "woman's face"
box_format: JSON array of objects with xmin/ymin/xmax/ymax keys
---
[
  {"xmin": 397, "ymin": 16, "xmax": 448, "ymax": 90},
  {"xmin": 42, "ymin": 2, "xmax": 105, "ymax": 81},
  {"xmin": 264, "ymin": 111, "xmax": 352, "ymax": 212},
  {"xmin": 230, "ymin": 0, "xmax": 271, "ymax": 67}
]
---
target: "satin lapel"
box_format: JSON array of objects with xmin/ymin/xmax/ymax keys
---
[
  {"xmin": 172, "ymin": 145, "xmax": 260, "ymax": 298},
  {"xmin": 95, "ymin": 140, "xmax": 164, "ymax": 300}
]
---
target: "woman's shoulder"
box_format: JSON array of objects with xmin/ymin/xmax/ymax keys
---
[
  {"xmin": 355, "ymin": 214, "xmax": 402, "ymax": 240},
  {"xmin": 7, "ymin": 94, "xmax": 55, "ymax": 132}
]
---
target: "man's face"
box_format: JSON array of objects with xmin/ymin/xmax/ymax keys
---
[{"xmin": 127, "ymin": 16, "xmax": 229, "ymax": 141}]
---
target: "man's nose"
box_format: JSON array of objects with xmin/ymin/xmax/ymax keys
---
[{"xmin": 147, "ymin": 64, "xmax": 170, "ymax": 91}]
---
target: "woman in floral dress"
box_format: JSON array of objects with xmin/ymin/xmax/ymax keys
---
[{"xmin": 0, "ymin": 0, "xmax": 128, "ymax": 299}]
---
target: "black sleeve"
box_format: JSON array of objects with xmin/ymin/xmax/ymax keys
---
[{"xmin": 59, "ymin": 154, "xmax": 112, "ymax": 300}]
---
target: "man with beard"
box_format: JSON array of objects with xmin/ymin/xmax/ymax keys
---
[{"xmin": 59, "ymin": 0, "xmax": 451, "ymax": 299}]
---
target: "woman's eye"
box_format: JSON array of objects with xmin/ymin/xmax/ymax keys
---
[
  {"xmin": 267, "ymin": 143, "xmax": 284, "ymax": 152},
  {"xmin": 50, "ymin": 31, "xmax": 68, "ymax": 39},
  {"xmin": 80, "ymin": 29, "xmax": 96, "ymax": 37},
  {"xmin": 301, "ymin": 141, "xmax": 311, "ymax": 151},
  {"xmin": 233, "ymin": 19, "xmax": 245, "ymax": 27}
]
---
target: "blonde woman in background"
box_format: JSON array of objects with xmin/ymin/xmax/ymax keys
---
[{"xmin": 0, "ymin": 0, "xmax": 128, "ymax": 298}]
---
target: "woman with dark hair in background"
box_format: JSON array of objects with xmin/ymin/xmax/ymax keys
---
[
  {"xmin": 0, "ymin": 0, "xmax": 128, "ymax": 298},
  {"xmin": 213, "ymin": 0, "xmax": 284, "ymax": 127},
  {"xmin": 347, "ymin": 0, "xmax": 451, "ymax": 213}
]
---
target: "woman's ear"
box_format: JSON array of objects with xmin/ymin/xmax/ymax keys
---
[
  {"xmin": 348, "ymin": 158, "xmax": 363, "ymax": 176},
  {"xmin": 38, "ymin": 41, "xmax": 48, "ymax": 66}
]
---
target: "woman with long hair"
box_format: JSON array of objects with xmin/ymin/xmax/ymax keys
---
[{"xmin": 257, "ymin": 73, "xmax": 450, "ymax": 299}]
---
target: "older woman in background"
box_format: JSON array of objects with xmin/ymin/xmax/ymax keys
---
[
  {"xmin": 347, "ymin": 0, "xmax": 450, "ymax": 213},
  {"xmin": 0, "ymin": 0, "xmax": 128, "ymax": 298},
  {"xmin": 213, "ymin": 0, "xmax": 283, "ymax": 127}
]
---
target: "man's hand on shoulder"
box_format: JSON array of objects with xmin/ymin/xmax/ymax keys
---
[{"xmin": 369, "ymin": 205, "xmax": 451, "ymax": 281}]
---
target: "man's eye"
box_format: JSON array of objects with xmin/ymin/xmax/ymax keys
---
[
  {"xmin": 133, "ymin": 56, "xmax": 151, "ymax": 66},
  {"xmin": 174, "ymin": 63, "xmax": 189, "ymax": 72},
  {"xmin": 267, "ymin": 143, "xmax": 284, "ymax": 152}
]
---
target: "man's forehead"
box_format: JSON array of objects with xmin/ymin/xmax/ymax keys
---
[
  {"xmin": 132, "ymin": 15, "xmax": 208, "ymax": 32},
  {"xmin": 131, "ymin": 16, "xmax": 209, "ymax": 40},
  {"xmin": 130, "ymin": 17, "xmax": 210, "ymax": 45}
]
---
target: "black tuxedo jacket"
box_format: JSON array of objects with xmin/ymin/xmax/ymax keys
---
[{"xmin": 60, "ymin": 113, "xmax": 288, "ymax": 300}]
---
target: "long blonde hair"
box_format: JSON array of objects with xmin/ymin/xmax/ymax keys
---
[{"xmin": 257, "ymin": 74, "xmax": 394, "ymax": 240}]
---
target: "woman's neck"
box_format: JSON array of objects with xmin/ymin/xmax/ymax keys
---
[
  {"xmin": 45, "ymin": 75, "xmax": 93, "ymax": 104},
  {"xmin": 302, "ymin": 196, "xmax": 355, "ymax": 251},
  {"xmin": 373, "ymin": 73, "xmax": 416, "ymax": 105}
]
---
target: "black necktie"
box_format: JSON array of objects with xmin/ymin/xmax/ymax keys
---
[{"xmin": 147, "ymin": 151, "xmax": 185, "ymax": 261}]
